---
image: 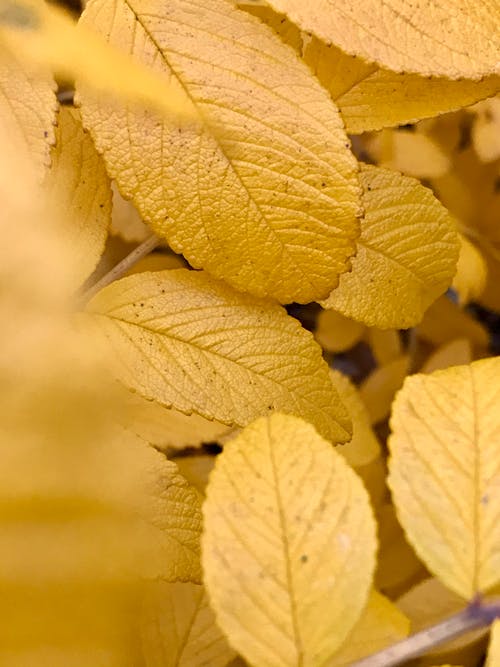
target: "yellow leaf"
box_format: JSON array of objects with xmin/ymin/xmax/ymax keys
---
[
  {"xmin": 389, "ymin": 358, "xmax": 500, "ymax": 599},
  {"xmin": 360, "ymin": 356, "xmax": 409, "ymax": 425},
  {"xmin": 202, "ymin": 413, "xmax": 377, "ymax": 667},
  {"xmin": 367, "ymin": 328, "xmax": 402, "ymax": 366},
  {"xmin": 140, "ymin": 581, "xmax": 236, "ymax": 667},
  {"xmin": 452, "ymin": 234, "xmax": 487, "ymax": 305},
  {"xmin": 265, "ymin": 0, "xmax": 500, "ymax": 79},
  {"xmin": 421, "ymin": 339, "xmax": 472, "ymax": 375},
  {"xmin": 380, "ymin": 129, "xmax": 451, "ymax": 179},
  {"xmin": 45, "ymin": 106, "xmax": 111, "ymax": 289},
  {"xmin": 124, "ymin": 252, "xmax": 187, "ymax": 276},
  {"xmin": 330, "ymin": 590, "xmax": 410, "ymax": 666},
  {"xmin": 77, "ymin": 0, "xmax": 362, "ymax": 303},
  {"xmin": 330, "ymin": 369, "xmax": 381, "ymax": 468},
  {"xmin": 315, "ymin": 308, "xmax": 365, "ymax": 353},
  {"xmin": 81, "ymin": 269, "xmax": 352, "ymax": 443},
  {"xmin": 417, "ymin": 296, "xmax": 489, "ymax": 351},
  {"xmin": 120, "ymin": 391, "xmax": 230, "ymax": 451},
  {"xmin": 304, "ymin": 39, "xmax": 500, "ymax": 134},
  {"xmin": 321, "ymin": 164, "xmax": 459, "ymax": 328},
  {"xmin": 397, "ymin": 578, "xmax": 489, "ymax": 666},
  {"xmin": 0, "ymin": 49, "xmax": 56, "ymax": 176},
  {"xmin": 0, "ymin": 0, "xmax": 194, "ymax": 119},
  {"xmin": 471, "ymin": 96, "xmax": 500, "ymax": 163},
  {"xmin": 486, "ymin": 619, "xmax": 500, "ymax": 667},
  {"xmin": 111, "ymin": 182, "xmax": 150, "ymax": 243},
  {"xmin": 375, "ymin": 504, "xmax": 426, "ymax": 597}
]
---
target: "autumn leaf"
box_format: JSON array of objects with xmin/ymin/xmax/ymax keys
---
[
  {"xmin": 360, "ymin": 356, "xmax": 409, "ymax": 425},
  {"xmin": 452, "ymin": 234, "xmax": 487, "ymax": 305},
  {"xmin": 417, "ymin": 296, "xmax": 489, "ymax": 351},
  {"xmin": 486, "ymin": 619, "xmax": 500, "ymax": 667},
  {"xmin": 77, "ymin": 0, "xmax": 362, "ymax": 303},
  {"xmin": 421, "ymin": 339, "xmax": 472, "ymax": 375},
  {"xmin": 315, "ymin": 308, "xmax": 365, "ymax": 353},
  {"xmin": 265, "ymin": 0, "xmax": 500, "ymax": 79},
  {"xmin": 320, "ymin": 164, "xmax": 459, "ymax": 328},
  {"xmin": 45, "ymin": 106, "xmax": 111, "ymax": 289},
  {"xmin": 202, "ymin": 413, "xmax": 377, "ymax": 667},
  {"xmin": 389, "ymin": 358, "xmax": 500, "ymax": 598},
  {"xmin": 0, "ymin": 0, "xmax": 194, "ymax": 119},
  {"xmin": 0, "ymin": 49, "xmax": 56, "ymax": 176},
  {"xmin": 80, "ymin": 269, "xmax": 351, "ymax": 443},
  {"xmin": 140, "ymin": 581, "xmax": 236, "ymax": 667}
]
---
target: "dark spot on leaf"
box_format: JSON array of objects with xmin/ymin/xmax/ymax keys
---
[{"xmin": 300, "ymin": 554, "xmax": 308, "ymax": 563}]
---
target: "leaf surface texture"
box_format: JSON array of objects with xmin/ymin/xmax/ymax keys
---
[
  {"xmin": 82, "ymin": 269, "xmax": 351, "ymax": 443},
  {"xmin": 389, "ymin": 359, "xmax": 500, "ymax": 598},
  {"xmin": 321, "ymin": 164, "xmax": 459, "ymax": 328},
  {"xmin": 78, "ymin": 0, "xmax": 362, "ymax": 303},
  {"xmin": 202, "ymin": 413, "xmax": 377, "ymax": 667}
]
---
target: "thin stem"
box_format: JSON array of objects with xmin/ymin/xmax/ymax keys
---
[
  {"xmin": 348, "ymin": 599, "xmax": 500, "ymax": 667},
  {"xmin": 79, "ymin": 233, "xmax": 161, "ymax": 305}
]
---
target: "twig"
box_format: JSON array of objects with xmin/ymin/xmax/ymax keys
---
[
  {"xmin": 348, "ymin": 598, "xmax": 500, "ymax": 667},
  {"xmin": 78, "ymin": 233, "xmax": 161, "ymax": 306}
]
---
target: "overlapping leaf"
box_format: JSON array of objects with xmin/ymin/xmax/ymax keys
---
[
  {"xmin": 0, "ymin": 50, "xmax": 56, "ymax": 176},
  {"xmin": 45, "ymin": 106, "xmax": 111, "ymax": 289},
  {"xmin": 389, "ymin": 358, "xmax": 500, "ymax": 598},
  {"xmin": 265, "ymin": 0, "xmax": 500, "ymax": 79},
  {"xmin": 202, "ymin": 413, "xmax": 377, "ymax": 667},
  {"xmin": 81, "ymin": 269, "xmax": 351, "ymax": 443},
  {"xmin": 78, "ymin": 0, "xmax": 362, "ymax": 303},
  {"xmin": 321, "ymin": 164, "xmax": 459, "ymax": 328},
  {"xmin": 140, "ymin": 581, "xmax": 235, "ymax": 667}
]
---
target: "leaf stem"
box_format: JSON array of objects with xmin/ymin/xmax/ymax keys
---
[
  {"xmin": 79, "ymin": 233, "xmax": 161, "ymax": 305},
  {"xmin": 348, "ymin": 598, "xmax": 500, "ymax": 667}
]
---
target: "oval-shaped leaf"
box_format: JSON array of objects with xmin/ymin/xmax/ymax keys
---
[
  {"xmin": 265, "ymin": 0, "xmax": 500, "ymax": 79},
  {"xmin": 202, "ymin": 413, "xmax": 377, "ymax": 667},
  {"xmin": 389, "ymin": 358, "xmax": 500, "ymax": 598},
  {"xmin": 321, "ymin": 164, "xmax": 459, "ymax": 328},
  {"xmin": 45, "ymin": 106, "xmax": 111, "ymax": 289},
  {"xmin": 81, "ymin": 269, "xmax": 351, "ymax": 443},
  {"xmin": 78, "ymin": 0, "xmax": 362, "ymax": 303}
]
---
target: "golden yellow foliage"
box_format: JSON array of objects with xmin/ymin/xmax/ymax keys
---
[
  {"xmin": 45, "ymin": 105, "xmax": 111, "ymax": 289},
  {"xmin": 81, "ymin": 269, "xmax": 351, "ymax": 443},
  {"xmin": 315, "ymin": 308, "xmax": 365, "ymax": 353},
  {"xmin": 360, "ymin": 356, "xmax": 409, "ymax": 425},
  {"xmin": 421, "ymin": 339, "xmax": 472, "ymax": 375},
  {"xmin": 202, "ymin": 413, "xmax": 377, "ymax": 667},
  {"xmin": 389, "ymin": 359, "xmax": 500, "ymax": 598},
  {"xmin": 486, "ymin": 619, "xmax": 500, "ymax": 667},
  {"xmin": 265, "ymin": 0, "xmax": 500, "ymax": 79},
  {"xmin": 321, "ymin": 164, "xmax": 459, "ymax": 328},
  {"xmin": 77, "ymin": 0, "xmax": 362, "ymax": 303}
]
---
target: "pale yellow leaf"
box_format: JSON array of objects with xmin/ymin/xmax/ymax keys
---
[
  {"xmin": 471, "ymin": 97, "xmax": 500, "ymax": 163},
  {"xmin": 417, "ymin": 296, "xmax": 489, "ymax": 351},
  {"xmin": 486, "ymin": 619, "xmax": 500, "ymax": 667},
  {"xmin": 330, "ymin": 369, "xmax": 381, "ymax": 468},
  {"xmin": 321, "ymin": 164, "xmax": 459, "ymax": 328},
  {"xmin": 140, "ymin": 581, "xmax": 236, "ymax": 667},
  {"xmin": 0, "ymin": 0, "xmax": 194, "ymax": 120},
  {"xmin": 303, "ymin": 38, "xmax": 500, "ymax": 134},
  {"xmin": 120, "ymin": 392, "xmax": 230, "ymax": 451},
  {"xmin": 452, "ymin": 234, "xmax": 487, "ymax": 305},
  {"xmin": 125, "ymin": 252, "xmax": 186, "ymax": 276},
  {"xmin": 202, "ymin": 413, "xmax": 377, "ymax": 667},
  {"xmin": 111, "ymin": 182, "xmax": 150, "ymax": 242},
  {"xmin": 367, "ymin": 328, "xmax": 402, "ymax": 366},
  {"xmin": 78, "ymin": 0, "xmax": 362, "ymax": 303},
  {"xmin": 381, "ymin": 130, "xmax": 451, "ymax": 179},
  {"xmin": 244, "ymin": 7, "xmax": 500, "ymax": 133},
  {"xmin": 265, "ymin": 0, "xmax": 500, "ymax": 79},
  {"xmin": 0, "ymin": 49, "xmax": 56, "ymax": 176},
  {"xmin": 355, "ymin": 456, "xmax": 388, "ymax": 511},
  {"xmin": 397, "ymin": 578, "xmax": 488, "ymax": 666},
  {"xmin": 330, "ymin": 590, "xmax": 410, "ymax": 666},
  {"xmin": 360, "ymin": 356, "xmax": 409, "ymax": 425},
  {"xmin": 315, "ymin": 308, "xmax": 365, "ymax": 353},
  {"xmin": 421, "ymin": 339, "xmax": 472, "ymax": 375},
  {"xmin": 375, "ymin": 504, "xmax": 426, "ymax": 597},
  {"xmin": 45, "ymin": 106, "xmax": 111, "ymax": 289},
  {"xmin": 81, "ymin": 269, "xmax": 351, "ymax": 443},
  {"xmin": 389, "ymin": 358, "xmax": 500, "ymax": 598}
]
